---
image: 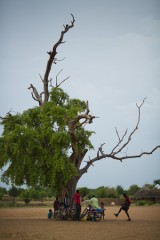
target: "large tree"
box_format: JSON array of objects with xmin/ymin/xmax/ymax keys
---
[{"xmin": 0, "ymin": 15, "xmax": 159, "ymax": 200}]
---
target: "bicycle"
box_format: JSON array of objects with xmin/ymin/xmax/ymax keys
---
[{"xmin": 53, "ymin": 204, "xmax": 76, "ymax": 221}]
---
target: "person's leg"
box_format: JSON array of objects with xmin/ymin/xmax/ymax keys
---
[
  {"xmin": 102, "ymin": 209, "xmax": 105, "ymax": 219},
  {"xmin": 114, "ymin": 207, "xmax": 122, "ymax": 217},
  {"xmin": 125, "ymin": 209, "xmax": 131, "ymax": 221},
  {"xmin": 77, "ymin": 204, "xmax": 81, "ymax": 220},
  {"xmin": 75, "ymin": 204, "xmax": 80, "ymax": 220}
]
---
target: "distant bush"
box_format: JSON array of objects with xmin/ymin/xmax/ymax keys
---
[{"xmin": 136, "ymin": 200, "xmax": 145, "ymax": 206}]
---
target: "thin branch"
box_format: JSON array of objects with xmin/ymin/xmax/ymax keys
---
[
  {"xmin": 55, "ymin": 69, "xmax": 70, "ymax": 87},
  {"xmin": 56, "ymin": 76, "xmax": 70, "ymax": 87},
  {"xmin": 28, "ymin": 84, "xmax": 43, "ymax": 106},
  {"xmin": 110, "ymin": 128, "xmax": 128, "ymax": 154},
  {"xmin": 115, "ymin": 127, "xmax": 120, "ymax": 141},
  {"xmin": 111, "ymin": 98, "xmax": 146, "ymax": 155},
  {"xmin": 39, "ymin": 74, "xmax": 44, "ymax": 82},
  {"xmin": 0, "ymin": 109, "xmax": 13, "ymax": 120}
]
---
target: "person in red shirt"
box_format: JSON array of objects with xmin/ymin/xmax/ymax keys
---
[
  {"xmin": 114, "ymin": 193, "xmax": 131, "ymax": 221},
  {"xmin": 73, "ymin": 190, "xmax": 81, "ymax": 220}
]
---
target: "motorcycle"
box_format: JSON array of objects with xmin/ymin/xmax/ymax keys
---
[{"xmin": 80, "ymin": 204, "xmax": 103, "ymax": 222}]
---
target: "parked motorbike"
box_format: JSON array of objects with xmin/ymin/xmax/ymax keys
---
[{"xmin": 80, "ymin": 204, "xmax": 103, "ymax": 222}]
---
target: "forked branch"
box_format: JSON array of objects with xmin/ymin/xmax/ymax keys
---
[
  {"xmin": 79, "ymin": 99, "xmax": 160, "ymax": 177},
  {"xmin": 28, "ymin": 14, "xmax": 75, "ymax": 106}
]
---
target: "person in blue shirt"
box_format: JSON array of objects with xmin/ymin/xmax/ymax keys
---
[{"xmin": 48, "ymin": 209, "xmax": 53, "ymax": 219}]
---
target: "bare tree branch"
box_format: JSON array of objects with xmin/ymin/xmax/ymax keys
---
[
  {"xmin": 39, "ymin": 74, "xmax": 44, "ymax": 82},
  {"xmin": 0, "ymin": 109, "xmax": 13, "ymax": 120},
  {"xmin": 68, "ymin": 100, "xmax": 97, "ymax": 164},
  {"xmin": 79, "ymin": 145, "xmax": 160, "ymax": 177},
  {"xmin": 43, "ymin": 14, "xmax": 75, "ymax": 104},
  {"xmin": 110, "ymin": 128, "xmax": 128, "ymax": 154},
  {"xmin": 55, "ymin": 69, "xmax": 70, "ymax": 87},
  {"xmin": 28, "ymin": 84, "xmax": 43, "ymax": 105},
  {"xmin": 29, "ymin": 14, "xmax": 75, "ymax": 106},
  {"xmin": 111, "ymin": 98, "xmax": 146, "ymax": 155},
  {"xmin": 78, "ymin": 98, "xmax": 160, "ymax": 178}
]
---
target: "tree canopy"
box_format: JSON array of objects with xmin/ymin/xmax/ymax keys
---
[{"xmin": 0, "ymin": 87, "xmax": 94, "ymax": 192}]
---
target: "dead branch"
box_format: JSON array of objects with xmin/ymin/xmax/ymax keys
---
[
  {"xmin": 39, "ymin": 74, "xmax": 44, "ymax": 82},
  {"xmin": 79, "ymin": 99, "xmax": 160, "ymax": 177},
  {"xmin": 79, "ymin": 144, "xmax": 160, "ymax": 177},
  {"xmin": 68, "ymin": 100, "xmax": 97, "ymax": 164},
  {"xmin": 43, "ymin": 14, "xmax": 75, "ymax": 104},
  {"xmin": 110, "ymin": 128, "xmax": 128, "ymax": 154},
  {"xmin": 56, "ymin": 69, "xmax": 70, "ymax": 87},
  {"xmin": 29, "ymin": 14, "xmax": 75, "ymax": 105},
  {"xmin": 0, "ymin": 109, "xmax": 13, "ymax": 120},
  {"xmin": 28, "ymin": 84, "xmax": 43, "ymax": 106},
  {"xmin": 111, "ymin": 98, "xmax": 146, "ymax": 155}
]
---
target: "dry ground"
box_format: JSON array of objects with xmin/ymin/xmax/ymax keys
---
[{"xmin": 0, "ymin": 206, "xmax": 160, "ymax": 240}]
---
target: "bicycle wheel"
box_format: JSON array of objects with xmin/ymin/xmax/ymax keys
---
[{"xmin": 53, "ymin": 210, "xmax": 63, "ymax": 221}]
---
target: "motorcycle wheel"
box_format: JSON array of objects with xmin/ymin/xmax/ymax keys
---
[{"xmin": 94, "ymin": 213, "xmax": 102, "ymax": 222}]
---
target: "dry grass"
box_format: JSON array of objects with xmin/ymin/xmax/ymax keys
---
[{"xmin": 0, "ymin": 205, "xmax": 160, "ymax": 240}]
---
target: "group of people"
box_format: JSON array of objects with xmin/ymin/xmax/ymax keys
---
[{"xmin": 48, "ymin": 191, "xmax": 132, "ymax": 221}]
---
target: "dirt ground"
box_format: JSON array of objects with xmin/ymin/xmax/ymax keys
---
[{"xmin": 0, "ymin": 206, "xmax": 160, "ymax": 240}]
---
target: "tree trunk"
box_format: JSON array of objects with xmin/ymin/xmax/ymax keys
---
[{"xmin": 58, "ymin": 176, "xmax": 79, "ymax": 204}]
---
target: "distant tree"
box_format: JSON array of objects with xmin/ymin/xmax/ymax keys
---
[
  {"xmin": 0, "ymin": 15, "xmax": 159, "ymax": 201},
  {"xmin": 127, "ymin": 184, "xmax": 140, "ymax": 196},
  {"xmin": 78, "ymin": 187, "xmax": 90, "ymax": 199},
  {"xmin": 116, "ymin": 185, "xmax": 124, "ymax": 196},
  {"xmin": 153, "ymin": 179, "xmax": 160, "ymax": 186},
  {"xmin": 0, "ymin": 187, "xmax": 7, "ymax": 199},
  {"xmin": 94, "ymin": 186, "xmax": 107, "ymax": 198},
  {"xmin": 20, "ymin": 189, "xmax": 31, "ymax": 204},
  {"xmin": 8, "ymin": 186, "xmax": 24, "ymax": 197},
  {"xmin": 0, "ymin": 186, "xmax": 7, "ymax": 195},
  {"xmin": 106, "ymin": 187, "xmax": 118, "ymax": 198}
]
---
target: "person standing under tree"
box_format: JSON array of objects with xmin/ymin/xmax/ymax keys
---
[
  {"xmin": 53, "ymin": 197, "xmax": 60, "ymax": 212},
  {"xmin": 73, "ymin": 190, "xmax": 81, "ymax": 220},
  {"xmin": 63, "ymin": 193, "xmax": 70, "ymax": 208},
  {"xmin": 114, "ymin": 193, "xmax": 132, "ymax": 221}
]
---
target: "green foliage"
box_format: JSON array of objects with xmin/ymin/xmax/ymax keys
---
[
  {"xmin": 0, "ymin": 187, "xmax": 7, "ymax": 200},
  {"xmin": 8, "ymin": 186, "xmax": 24, "ymax": 197},
  {"xmin": 19, "ymin": 186, "xmax": 54, "ymax": 202},
  {"xmin": 153, "ymin": 179, "xmax": 160, "ymax": 186},
  {"xmin": 94, "ymin": 186, "xmax": 107, "ymax": 198},
  {"xmin": 106, "ymin": 187, "xmax": 118, "ymax": 198},
  {"xmin": 136, "ymin": 200, "xmax": 145, "ymax": 206},
  {"xmin": 116, "ymin": 185, "xmax": 124, "ymax": 196},
  {"xmin": 78, "ymin": 187, "xmax": 90, "ymax": 198},
  {"xmin": 127, "ymin": 184, "xmax": 140, "ymax": 196},
  {"xmin": 20, "ymin": 189, "xmax": 31, "ymax": 204},
  {"xmin": 0, "ymin": 88, "xmax": 93, "ymax": 191}
]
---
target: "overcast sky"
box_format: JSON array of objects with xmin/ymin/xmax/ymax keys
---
[{"xmin": 0, "ymin": 0, "xmax": 160, "ymax": 190}]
